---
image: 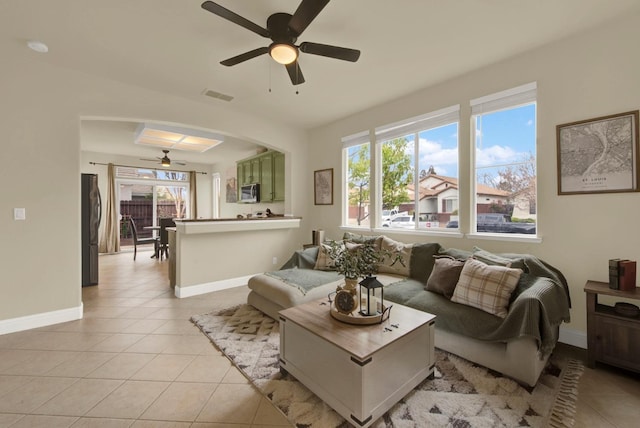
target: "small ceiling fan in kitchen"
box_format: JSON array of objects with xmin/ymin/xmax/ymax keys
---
[
  {"xmin": 140, "ymin": 150, "xmax": 186, "ymax": 167},
  {"xmin": 201, "ymin": 0, "xmax": 360, "ymax": 85}
]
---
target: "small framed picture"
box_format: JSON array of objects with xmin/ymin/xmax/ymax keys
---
[
  {"xmin": 314, "ymin": 168, "xmax": 333, "ymax": 205},
  {"xmin": 557, "ymin": 110, "xmax": 639, "ymax": 194}
]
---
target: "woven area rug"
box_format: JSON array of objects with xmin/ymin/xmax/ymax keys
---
[{"xmin": 191, "ymin": 304, "xmax": 583, "ymax": 428}]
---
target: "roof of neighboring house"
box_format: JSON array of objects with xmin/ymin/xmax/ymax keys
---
[{"xmin": 416, "ymin": 172, "xmax": 510, "ymax": 198}]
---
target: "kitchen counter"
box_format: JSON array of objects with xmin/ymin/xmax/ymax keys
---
[
  {"xmin": 174, "ymin": 217, "xmax": 300, "ymax": 235},
  {"xmin": 177, "ymin": 216, "xmax": 299, "ymax": 222},
  {"xmin": 169, "ymin": 216, "xmax": 301, "ymax": 297}
]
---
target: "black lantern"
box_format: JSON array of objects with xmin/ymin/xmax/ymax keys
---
[{"xmin": 359, "ymin": 276, "xmax": 384, "ymax": 316}]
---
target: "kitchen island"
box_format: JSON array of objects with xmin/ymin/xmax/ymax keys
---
[{"xmin": 169, "ymin": 217, "xmax": 301, "ymax": 298}]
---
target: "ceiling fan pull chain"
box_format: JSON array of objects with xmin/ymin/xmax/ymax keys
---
[{"xmin": 268, "ymin": 59, "xmax": 272, "ymax": 93}]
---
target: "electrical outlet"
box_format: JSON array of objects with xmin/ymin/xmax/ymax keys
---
[
  {"xmin": 14, "ymin": 208, "xmax": 26, "ymax": 220},
  {"xmin": 272, "ymin": 257, "xmax": 278, "ymax": 265}
]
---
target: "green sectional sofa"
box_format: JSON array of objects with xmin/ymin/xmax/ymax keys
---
[{"xmin": 247, "ymin": 234, "xmax": 571, "ymax": 386}]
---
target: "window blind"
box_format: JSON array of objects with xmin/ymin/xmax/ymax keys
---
[
  {"xmin": 470, "ymin": 82, "xmax": 537, "ymax": 115},
  {"xmin": 374, "ymin": 105, "xmax": 460, "ymax": 143},
  {"xmin": 341, "ymin": 130, "xmax": 370, "ymax": 148}
]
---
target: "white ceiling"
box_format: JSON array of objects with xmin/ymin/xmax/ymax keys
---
[{"xmin": 3, "ymin": 0, "xmax": 640, "ymax": 165}]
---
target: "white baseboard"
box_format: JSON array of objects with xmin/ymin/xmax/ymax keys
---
[
  {"xmin": 0, "ymin": 303, "xmax": 83, "ymax": 336},
  {"xmin": 558, "ymin": 326, "xmax": 587, "ymax": 349},
  {"xmin": 174, "ymin": 275, "xmax": 255, "ymax": 298}
]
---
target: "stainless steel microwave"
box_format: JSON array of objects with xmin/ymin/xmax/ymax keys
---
[{"xmin": 240, "ymin": 183, "xmax": 260, "ymax": 203}]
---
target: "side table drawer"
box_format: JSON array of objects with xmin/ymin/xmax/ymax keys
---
[{"xmin": 594, "ymin": 315, "xmax": 640, "ymax": 372}]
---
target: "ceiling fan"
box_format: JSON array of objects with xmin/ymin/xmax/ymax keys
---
[
  {"xmin": 201, "ymin": 0, "xmax": 360, "ymax": 85},
  {"xmin": 140, "ymin": 150, "xmax": 186, "ymax": 167}
]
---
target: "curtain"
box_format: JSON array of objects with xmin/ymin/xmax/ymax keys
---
[
  {"xmin": 189, "ymin": 171, "xmax": 198, "ymax": 219},
  {"xmin": 98, "ymin": 163, "xmax": 120, "ymax": 253}
]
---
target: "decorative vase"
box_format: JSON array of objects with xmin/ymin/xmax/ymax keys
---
[{"xmin": 344, "ymin": 277, "xmax": 358, "ymax": 291}]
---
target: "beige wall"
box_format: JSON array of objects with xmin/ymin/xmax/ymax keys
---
[
  {"xmin": 0, "ymin": 45, "xmax": 309, "ymax": 325},
  {"xmin": 306, "ymin": 12, "xmax": 640, "ymax": 341}
]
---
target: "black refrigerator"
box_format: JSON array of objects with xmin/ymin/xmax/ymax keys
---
[{"xmin": 82, "ymin": 173, "xmax": 101, "ymax": 286}]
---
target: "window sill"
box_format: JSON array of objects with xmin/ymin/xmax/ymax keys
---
[
  {"xmin": 465, "ymin": 232, "xmax": 542, "ymax": 244},
  {"xmin": 340, "ymin": 225, "xmax": 464, "ymax": 239}
]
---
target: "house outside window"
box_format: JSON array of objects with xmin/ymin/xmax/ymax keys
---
[
  {"xmin": 471, "ymin": 82, "xmax": 537, "ymax": 236},
  {"xmin": 374, "ymin": 106, "xmax": 460, "ymax": 230}
]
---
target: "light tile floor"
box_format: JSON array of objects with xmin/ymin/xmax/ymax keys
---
[
  {"xmin": 0, "ymin": 249, "xmax": 291, "ymax": 428},
  {"xmin": 1, "ymin": 248, "xmax": 640, "ymax": 427}
]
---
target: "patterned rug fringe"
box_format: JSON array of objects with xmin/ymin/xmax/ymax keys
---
[{"xmin": 546, "ymin": 359, "xmax": 584, "ymax": 428}]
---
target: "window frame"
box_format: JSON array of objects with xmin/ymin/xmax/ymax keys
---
[{"xmin": 469, "ymin": 82, "xmax": 539, "ymax": 241}]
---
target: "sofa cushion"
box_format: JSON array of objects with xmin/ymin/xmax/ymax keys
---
[
  {"xmin": 377, "ymin": 236, "xmax": 411, "ymax": 277},
  {"xmin": 438, "ymin": 247, "xmax": 473, "ymax": 260},
  {"xmin": 408, "ymin": 242, "xmax": 442, "ymax": 283},
  {"xmin": 382, "ymin": 278, "xmax": 425, "ymax": 305},
  {"xmin": 451, "ymin": 258, "xmax": 522, "ymax": 318},
  {"xmin": 426, "ymin": 256, "xmax": 464, "ymax": 299},
  {"xmin": 472, "ymin": 246, "xmax": 526, "ymax": 271}
]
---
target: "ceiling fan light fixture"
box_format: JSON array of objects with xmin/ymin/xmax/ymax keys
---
[
  {"xmin": 269, "ymin": 43, "xmax": 298, "ymax": 65},
  {"xmin": 161, "ymin": 156, "xmax": 171, "ymax": 167}
]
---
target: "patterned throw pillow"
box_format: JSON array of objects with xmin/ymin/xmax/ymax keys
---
[
  {"xmin": 314, "ymin": 242, "xmax": 340, "ymax": 271},
  {"xmin": 377, "ymin": 236, "xmax": 411, "ymax": 277},
  {"xmin": 451, "ymin": 258, "xmax": 522, "ymax": 318},
  {"xmin": 426, "ymin": 256, "xmax": 465, "ymax": 299}
]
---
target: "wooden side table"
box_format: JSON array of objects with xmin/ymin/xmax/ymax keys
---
[{"xmin": 584, "ymin": 280, "xmax": 640, "ymax": 372}]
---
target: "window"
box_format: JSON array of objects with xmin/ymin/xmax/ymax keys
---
[
  {"xmin": 116, "ymin": 167, "xmax": 190, "ymax": 242},
  {"xmin": 374, "ymin": 106, "xmax": 460, "ymax": 230},
  {"xmin": 343, "ymin": 131, "xmax": 371, "ymax": 228},
  {"xmin": 471, "ymin": 82, "xmax": 537, "ymax": 235}
]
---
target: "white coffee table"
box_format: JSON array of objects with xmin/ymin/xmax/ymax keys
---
[{"xmin": 278, "ymin": 299, "xmax": 436, "ymax": 427}]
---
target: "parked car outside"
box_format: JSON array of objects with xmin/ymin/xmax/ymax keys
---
[
  {"xmin": 382, "ymin": 215, "xmax": 414, "ymax": 229},
  {"xmin": 445, "ymin": 214, "xmax": 535, "ymax": 234}
]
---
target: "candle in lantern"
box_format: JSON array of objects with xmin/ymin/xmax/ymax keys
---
[{"xmin": 367, "ymin": 295, "xmax": 377, "ymax": 315}]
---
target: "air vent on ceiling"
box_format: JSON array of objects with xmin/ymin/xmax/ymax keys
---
[{"xmin": 202, "ymin": 89, "xmax": 234, "ymax": 102}]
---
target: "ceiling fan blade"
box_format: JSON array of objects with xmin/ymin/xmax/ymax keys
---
[
  {"xmin": 201, "ymin": 1, "xmax": 270, "ymax": 38},
  {"xmin": 220, "ymin": 47, "xmax": 269, "ymax": 66},
  {"xmin": 140, "ymin": 158, "xmax": 160, "ymax": 162},
  {"xmin": 174, "ymin": 161, "xmax": 187, "ymax": 166},
  {"xmin": 288, "ymin": 0, "xmax": 330, "ymax": 37},
  {"xmin": 300, "ymin": 42, "xmax": 360, "ymax": 62},
  {"xmin": 285, "ymin": 61, "xmax": 305, "ymax": 85}
]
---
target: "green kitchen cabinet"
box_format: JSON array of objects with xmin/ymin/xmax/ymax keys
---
[
  {"xmin": 260, "ymin": 153, "xmax": 274, "ymax": 202},
  {"xmin": 273, "ymin": 151, "xmax": 285, "ymax": 201},
  {"xmin": 236, "ymin": 150, "xmax": 285, "ymax": 202}
]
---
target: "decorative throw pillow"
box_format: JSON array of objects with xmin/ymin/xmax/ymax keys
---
[
  {"xmin": 343, "ymin": 232, "xmax": 382, "ymax": 249},
  {"xmin": 425, "ymin": 256, "xmax": 465, "ymax": 299},
  {"xmin": 377, "ymin": 236, "xmax": 411, "ymax": 277},
  {"xmin": 408, "ymin": 242, "xmax": 442, "ymax": 283},
  {"xmin": 314, "ymin": 242, "xmax": 341, "ymax": 271},
  {"xmin": 472, "ymin": 246, "xmax": 527, "ymax": 271},
  {"xmin": 451, "ymin": 258, "xmax": 522, "ymax": 318}
]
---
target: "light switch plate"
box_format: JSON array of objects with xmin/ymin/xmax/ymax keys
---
[{"xmin": 14, "ymin": 208, "xmax": 26, "ymax": 220}]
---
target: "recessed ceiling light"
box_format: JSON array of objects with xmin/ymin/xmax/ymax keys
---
[
  {"xmin": 134, "ymin": 124, "xmax": 224, "ymax": 153},
  {"xmin": 27, "ymin": 40, "xmax": 49, "ymax": 53}
]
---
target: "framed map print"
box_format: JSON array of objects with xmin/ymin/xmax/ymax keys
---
[
  {"xmin": 557, "ymin": 110, "xmax": 639, "ymax": 195},
  {"xmin": 314, "ymin": 168, "xmax": 333, "ymax": 205}
]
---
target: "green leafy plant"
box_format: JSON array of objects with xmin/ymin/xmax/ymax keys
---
[{"xmin": 325, "ymin": 240, "xmax": 403, "ymax": 280}]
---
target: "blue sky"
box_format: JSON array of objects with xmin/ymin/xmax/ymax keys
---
[
  {"xmin": 348, "ymin": 103, "xmax": 536, "ymax": 185},
  {"xmin": 410, "ymin": 103, "xmax": 536, "ymax": 180}
]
